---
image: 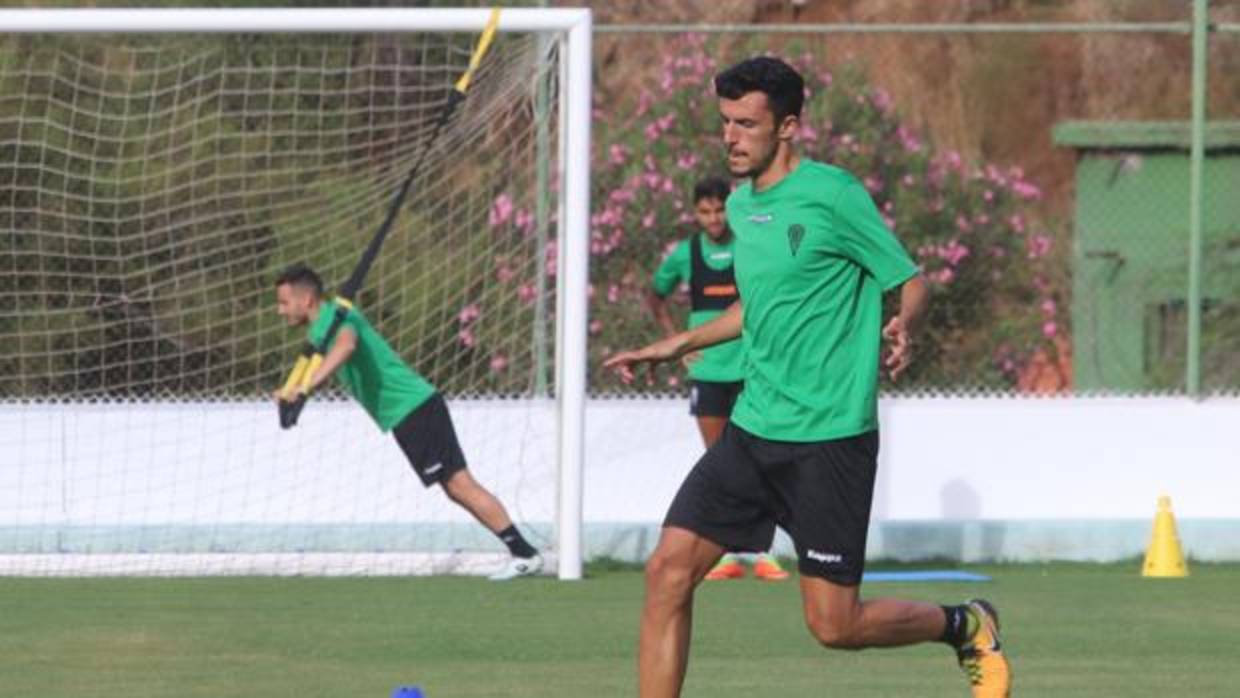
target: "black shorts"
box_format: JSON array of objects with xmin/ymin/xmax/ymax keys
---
[
  {"xmin": 664, "ymin": 423, "xmax": 879, "ymax": 585},
  {"xmin": 392, "ymin": 394, "xmax": 468, "ymax": 487},
  {"xmin": 689, "ymin": 380, "xmax": 744, "ymax": 418}
]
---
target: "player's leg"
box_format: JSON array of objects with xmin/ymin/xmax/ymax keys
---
[
  {"xmin": 440, "ymin": 468, "xmax": 515, "ymax": 535},
  {"xmin": 776, "ymin": 430, "xmax": 1010, "ymax": 695},
  {"xmin": 392, "ymin": 395, "xmax": 541, "ymax": 578},
  {"xmin": 799, "ymin": 575, "xmax": 945, "ymax": 648},
  {"xmin": 639, "ymin": 526, "xmax": 724, "ymax": 698},
  {"xmin": 644, "ymin": 424, "xmax": 778, "ymax": 697}
]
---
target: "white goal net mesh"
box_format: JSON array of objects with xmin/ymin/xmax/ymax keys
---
[{"xmin": 0, "ymin": 28, "xmax": 565, "ymax": 575}]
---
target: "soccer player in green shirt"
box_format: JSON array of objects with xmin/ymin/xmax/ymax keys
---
[
  {"xmin": 606, "ymin": 58, "xmax": 1011, "ymax": 697},
  {"xmin": 648, "ymin": 176, "xmax": 788, "ymax": 582},
  {"xmin": 274, "ymin": 264, "xmax": 541, "ymax": 581}
]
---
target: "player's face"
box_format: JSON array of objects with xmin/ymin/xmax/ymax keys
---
[
  {"xmin": 694, "ymin": 196, "xmax": 728, "ymax": 240},
  {"xmin": 275, "ymin": 284, "xmax": 313, "ymax": 327},
  {"xmin": 719, "ymin": 91, "xmax": 797, "ymax": 179}
]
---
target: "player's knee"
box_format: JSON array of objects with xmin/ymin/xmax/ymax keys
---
[
  {"xmin": 644, "ymin": 551, "xmax": 696, "ymax": 600},
  {"xmin": 440, "ymin": 470, "xmax": 469, "ymax": 502},
  {"xmin": 805, "ymin": 611, "xmax": 862, "ymax": 650}
]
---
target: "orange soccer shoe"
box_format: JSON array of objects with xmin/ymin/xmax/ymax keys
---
[
  {"xmin": 955, "ymin": 599, "xmax": 1012, "ymax": 698},
  {"xmin": 704, "ymin": 555, "xmax": 746, "ymax": 580},
  {"xmin": 752, "ymin": 555, "xmax": 790, "ymax": 581}
]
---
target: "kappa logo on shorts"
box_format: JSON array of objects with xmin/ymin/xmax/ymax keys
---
[
  {"xmin": 424, "ymin": 462, "xmax": 444, "ymax": 474},
  {"xmin": 787, "ymin": 224, "xmax": 806, "ymax": 256},
  {"xmin": 806, "ymin": 549, "xmax": 844, "ymax": 565}
]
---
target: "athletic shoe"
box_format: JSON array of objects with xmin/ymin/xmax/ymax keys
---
[
  {"xmin": 956, "ymin": 599, "xmax": 1012, "ymax": 698},
  {"xmin": 488, "ymin": 554, "xmax": 542, "ymax": 581},
  {"xmin": 704, "ymin": 554, "xmax": 745, "ymax": 581},
  {"xmin": 752, "ymin": 554, "xmax": 790, "ymax": 581}
]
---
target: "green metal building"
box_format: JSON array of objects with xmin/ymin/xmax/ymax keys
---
[{"xmin": 1054, "ymin": 121, "xmax": 1240, "ymax": 393}]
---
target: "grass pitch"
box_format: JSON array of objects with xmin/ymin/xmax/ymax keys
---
[{"xmin": 2, "ymin": 562, "xmax": 1236, "ymax": 697}]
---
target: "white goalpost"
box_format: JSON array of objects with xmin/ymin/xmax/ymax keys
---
[{"xmin": 0, "ymin": 8, "xmax": 591, "ymax": 580}]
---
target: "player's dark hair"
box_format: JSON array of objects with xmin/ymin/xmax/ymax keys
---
[
  {"xmin": 275, "ymin": 263, "xmax": 324, "ymax": 297},
  {"xmin": 714, "ymin": 56, "xmax": 805, "ymax": 123},
  {"xmin": 693, "ymin": 177, "xmax": 731, "ymax": 204}
]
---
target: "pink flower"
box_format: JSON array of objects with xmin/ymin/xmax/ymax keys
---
[
  {"xmin": 514, "ymin": 208, "xmax": 534, "ymax": 233},
  {"xmin": 609, "ymin": 144, "xmax": 629, "ymax": 166},
  {"xmin": 1042, "ymin": 321, "xmax": 1058, "ymax": 338},
  {"xmin": 589, "ymin": 319, "xmax": 603, "ymax": 335},
  {"xmin": 901, "ymin": 174, "xmax": 916, "ymax": 187},
  {"xmin": 517, "ymin": 284, "xmax": 536, "ymax": 304},
  {"xmin": 1011, "ymin": 180, "xmax": 1042, "ymax": 201},
  {"xmin": 798, "ymin": 124, "xmax": 818, "ymax": 142},
  {"xmin": 864, "ymin": 176, "xmax": 883, "ymax": 194},
  {"xmin": 495, "ymin": 263, "xmax": 515, "ymax": 283},
  {"xmin": 955, "ymin": 215, "xmax": 972, "ymax": 233},
  {"xmin": 897, "ymin": 125, "xmax": 922, "ymax": 153},
  {"xmin": 1027, "ymin": 234, "xmax": 1053, "ymax": 259},
  {"xmin": 489, "ymin": 193, "xmax": 513, "ymax": 227},
  {"xmin": 676, "ymin": 152, "xmax": 699, "ymax": 170},
  {"xmin": 458, "ymin": 329, "xmax": 475, "ymax": 348},
  {"xmin": 457, "ymin": 303, "xmax": 481, "ymax": 325},
  {"xmin": 983, "ymin": 189, "xmax": 995, "ymax": 203},
  {"xmin": 1041, "ymin": 299, "xmax": 1057, "ymax": 316},
  {"xmin": 607, "ymin": 284, "xmax": 621, "ymax": 303},
  {"xmin": 1008, "ymin": 214, "xmax": 1025, "ymax": 234},
  {"xmin": 939, "ymin": 240, "xmax": 970, "ymax": 266},
  {"xmin": 642, "ymin": 212, "xmax": 656, "ymax": 229},
  {"xmin": 490, "ymin": 354, "xmax": 509, "ymax": 373},
  {"xmin": 666, "ymin": 375, "xmax": 680, "ymax": 388}
]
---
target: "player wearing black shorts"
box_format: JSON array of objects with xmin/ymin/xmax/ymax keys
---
[
  {"xmin": 648, "ymin": 177, "xmax": 787, "ymax": 582},
  {"xmin": 275, "ymin": 263, "xmax": 541, "ymax": 581},
  {"xmin": 606, "ymin": 58, "xmax": 1011, "ymax": 697}
]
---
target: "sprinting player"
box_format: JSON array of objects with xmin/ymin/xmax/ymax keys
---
[
  {"xmin": 647, "ymin": 176, "xmax": 787, "ymax": 582},
  {"xmin": 274, "ymin": 263, "xmax": 541, "ymax": 581},
  {"xmin": 606, "ymin": 57, "xmax": 1011, "ymax": 697}
]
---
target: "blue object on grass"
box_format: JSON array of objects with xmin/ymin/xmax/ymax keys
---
[
  {"xmin": 862, "ymin": 570, "xmax": 991, "ymax": 583},
  {"xmin": 391, "ymin": 687, "xmax": 424, "ymax": 698}
]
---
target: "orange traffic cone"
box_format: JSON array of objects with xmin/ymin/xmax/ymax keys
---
[{"xmin": 1142, "ymin": 496, "xmax": 1189, "ymax": 578}]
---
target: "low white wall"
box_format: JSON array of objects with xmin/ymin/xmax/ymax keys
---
[{"xmin": 1, "ymin": 397, "xmax": 1237, "ymax": 562}]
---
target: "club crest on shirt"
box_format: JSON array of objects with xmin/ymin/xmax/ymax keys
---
[{"xmin": 787, "ymin": 224, "xmax": 805, "ymax": 256}]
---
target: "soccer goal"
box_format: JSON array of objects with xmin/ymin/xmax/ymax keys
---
[{"xmin": 0, "ymin": 8, "xmax": 591, "ymax": 579}]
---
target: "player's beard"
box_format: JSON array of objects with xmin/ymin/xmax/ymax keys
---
[{"xmin": 728, "ymin": 139, "xmax": 780, "ymax": 181}]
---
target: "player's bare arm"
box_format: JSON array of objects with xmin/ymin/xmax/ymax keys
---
[
  {"xmin": 882, "ymin": 274, "xmax": 928, "ymax": 381},
  {"xmin": 646, "ymin": 290, "xmax": 680, "ymax": 338},
  {"xmin": 605, "ymin": 301, "xmax": 741, "ymax": 382}
]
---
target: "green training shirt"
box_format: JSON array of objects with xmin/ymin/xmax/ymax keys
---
[
  {"xmin": 307, "ymin": 301, "xmax": 435, "ymax": 432},
  {"xmin": 726, "ymin": 159, "xmax": 918, "ymax": 441},
  {"xmin": 652, "ymin": 233, "xmax": 746, "ymax": 382}
]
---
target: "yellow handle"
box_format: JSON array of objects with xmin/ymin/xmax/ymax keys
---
[
  {"xmin": 298, "ymin": 354, "xmax": 325, "ymax": 394},
  {"xmin": 454, "ymin": 8, "xmax": 501, "ymax": 94},
  {"xmin": 279, "ymin": 355, "xmax": 310, "ymax": 400}
]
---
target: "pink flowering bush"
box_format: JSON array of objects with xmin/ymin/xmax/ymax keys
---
[{"xmin": 488, "ymin": 36, "xmax": 1066, "ymax": 394}]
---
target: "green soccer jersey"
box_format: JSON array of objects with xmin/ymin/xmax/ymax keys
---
[
  {"xmin": 726, "ymin": 159, "xmax": 918, "ymax": 441},
  {"xmin": 307, "ymin": 301, "xmax": 435, "ymax": 432},
  {"xmin": 652, "ymin": 233, "xmax": 746, "ymax": 382}
]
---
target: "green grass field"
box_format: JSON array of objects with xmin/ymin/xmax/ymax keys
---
[{"xmin": 3, "ymin": 562, "xmax": 1237, "ymax": 697}]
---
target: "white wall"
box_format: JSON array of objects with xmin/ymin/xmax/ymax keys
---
[{"xmin": 2, "ymin": 397, "xmax": 1237, "ymax": 561}]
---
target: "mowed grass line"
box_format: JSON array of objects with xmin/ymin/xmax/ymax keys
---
[{"xmin": 1, "ymin": 563, "xmax": 1236, "ymax": 697}]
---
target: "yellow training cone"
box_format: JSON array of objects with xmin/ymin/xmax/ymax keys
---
[{"xmin": 1142, "ymin": 496, "xmax": 1189, "ymax": 578}]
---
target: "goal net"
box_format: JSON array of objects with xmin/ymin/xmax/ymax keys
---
[{"xmin": 0, "ymin": 9, "xmax": 591, "ymax": 578}]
